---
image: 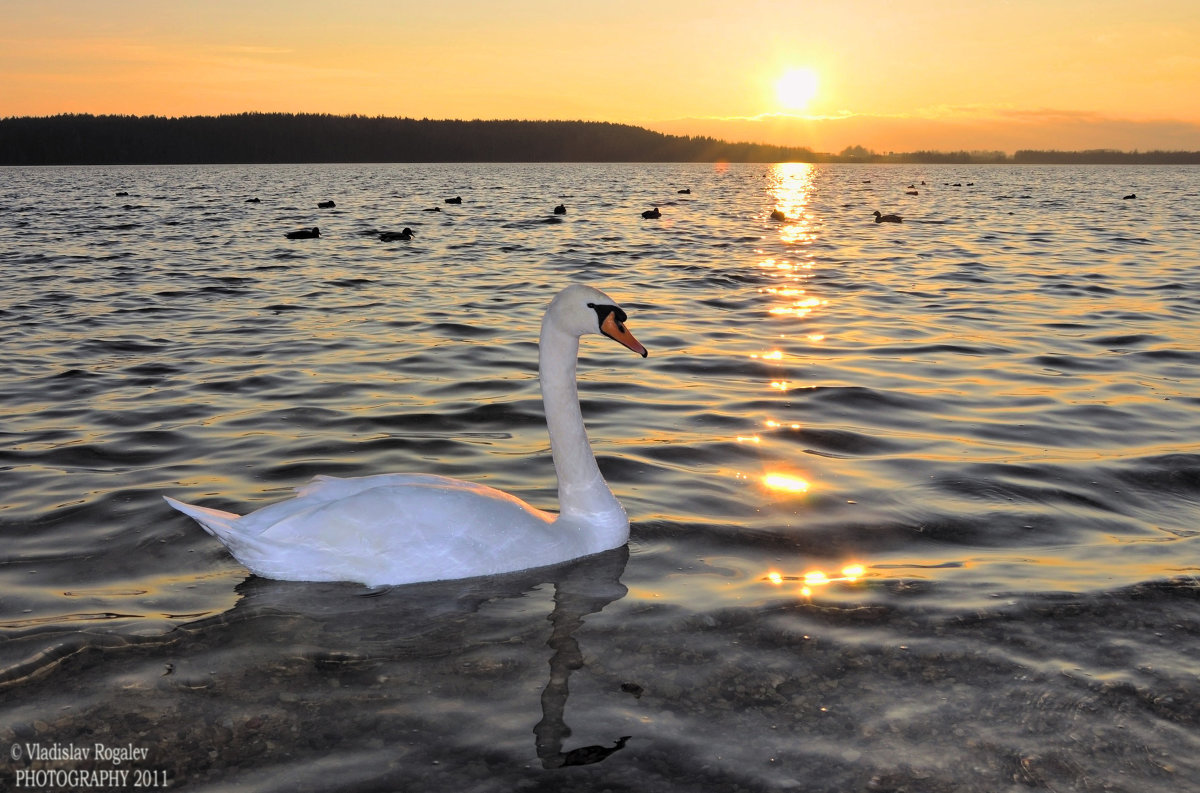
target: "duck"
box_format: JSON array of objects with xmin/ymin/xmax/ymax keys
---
[
  {"xmin": 285, "ymin": 227, "xmax": 320, "ymax": 239},
  {"xmin": 769, "ymin": 209, "xmax": 787, "ymax": 221},
  {"xmin": 677, "ymin": 188, "xmax": 691, "ymax": 194},
  {"xmin": 1123, "ymin": 193, "xmax": 1136, "ymax": 200},
  {"xmin": 379, "ymin": 228, "xmax": 414, "ymax": 242},
  {"xmin": 445, "ymin": 196, "xmax": 463, "ymax": 204},
  {"xmin": 318, "ymin": 200, "xmax": 336, "ymax": 208},
  {"xmin": 642, "ymin": 207, "xmax": 661, "ymax": 219},
  {"xmin": 164, "ymin": 284, "xmax": 649, "ymax": 587},
  {"xmin": 873, "ymin": 211, "xmax": 902, "ymax": 223},
  {"xmin": 554, "ymin": 204, "xmax": 567, "ymax": 215}
]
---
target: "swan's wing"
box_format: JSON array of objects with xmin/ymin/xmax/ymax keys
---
[
  {"xmin": 245, "ymin": 480, "xmax": 558, "ymax": 585},
  {"xmin": 262, "ymin": 477, "xmax": 552, "ymax": 542},
  {"xmin": 173, "ymin": 473, "xmax": 568, "ymax": 586},
  {"xmin": 294, "ymin": 473, "xmax": 471, "ymax": 499},
  {"xmin": 229, "ymin": 474, "xmax": 475, "ymax": 536}
]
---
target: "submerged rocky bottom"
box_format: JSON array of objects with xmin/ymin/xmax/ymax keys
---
[{"xmin": 4, "ymin": 550, "xmax": 1198, "ymax": 792}]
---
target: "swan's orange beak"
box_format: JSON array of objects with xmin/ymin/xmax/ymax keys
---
[{"xmin": 600, "ymin": 313, "xmax": 648, "ymax": 358}]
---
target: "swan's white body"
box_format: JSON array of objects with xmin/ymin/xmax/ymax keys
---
[{"xmin": 165, "ymin": 284, "xmax": 647, "ymax": 587}]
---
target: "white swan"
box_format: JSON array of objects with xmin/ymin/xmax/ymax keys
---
[{"xmin": 164, "ymin": 284, "xmax": 648, "ymax": 587}]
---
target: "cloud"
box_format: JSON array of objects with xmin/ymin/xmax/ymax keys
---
[
  {"xmin": 213, "ymin": 46, "xmax": 295, "ymax": 56},
  {"xmin": 645, "ymin": 108, "xmax": 1200, "ymax": 153}
]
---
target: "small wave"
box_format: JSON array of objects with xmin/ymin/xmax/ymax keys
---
[
  {"xmin": 803, "ymin": 385, "xmax": 930, "ymax": 414},
  {"xmin": 197, "ymin": 372, "xmax": 292, "ymax": 395},
  {"xmin": 1030, "ymin": 354, "xmax": 1119, "ymax": 372},
  {"xmin": 431, "ymin": 321, "xmax": 497, "ymax": 339},
  {"xmin": 46, "ymin": 368, "xmax": 105, "ymax": 381},
  {"xmin": 1084, "ymin": 333, "xmax": 1164, "ymax": 347},
  {"xmin": 781, "ymin": 427, "xmax": 916, "ymax": 457},
  {"xmin": 77, "ymin": 336, "xmax": 171, "ymax": 355},
  {"xmin": 1131, "ymin": 348, "xmax": 1200, "ymax": 362}
]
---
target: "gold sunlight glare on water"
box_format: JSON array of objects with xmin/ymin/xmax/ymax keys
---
[
  {"xmin": 763, "ymin": 473, "xmax": 810, "ymax": 493},
  {"xmin": 744, "ymin": 163, "xmax": 869, "ymax": 603},
  {"xmin": 766, "ymin": 564, "xmax": 867, "ymax": 598},
  {"xmin": 727, "ymin": 164, "xmax": 824, "ymax": 502}
]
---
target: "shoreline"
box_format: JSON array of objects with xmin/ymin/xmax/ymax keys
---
[{"xmin": 2, "ymin": 114, "xmax": 1199, "ymax": 166}]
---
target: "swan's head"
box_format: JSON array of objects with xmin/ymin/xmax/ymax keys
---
[{"xmin": 548, "ymin": 284, "xmax": 648, "ymax": 358}]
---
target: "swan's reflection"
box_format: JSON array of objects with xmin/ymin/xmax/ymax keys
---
[
  {"xmin": 533, "ymin": 547, "xmax": 631, "ymax": 768},
  {"xmin": 212, "ymin": 546, "xmax": 632, "ymax": 771}
]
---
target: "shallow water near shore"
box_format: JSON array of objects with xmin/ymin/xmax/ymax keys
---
[{"xmin": 2, "ymin": 162, "xmax": 1199, "ymax": 791}]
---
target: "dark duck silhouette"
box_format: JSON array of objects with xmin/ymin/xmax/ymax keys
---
[
  {"xmin": 677, "ymin": 188, "xmax": 691, "ymax": 194},
  {"xmin": 317, "ymin": 200, "xmax": 336, "ymax": 208},
  {"xmin": 445, "ymin": 196, "xmax": 462, "ymax": 204},
  {"xmin": 873, "ymin": 211, "xmax": 902, "ymax": 223},
  {"xmin": 285, "ymin": 227, "xmax": 320, "ymax": 239},
  {"xmin": 642, "ymin": 207, "xmax": 661, "ymax": 219},
  {"xmin": 770, "ymin": 209, "xmax": 787, "ymax": 221},
  {"xmin": 554, "ymin": 204, "xmax": 566, "ymax": 214},
  {"xmin": 1123, "ymin": 193, "xmax": 1137, "ymax": 200},
  {"xmin": 379, "ymin": 228, "xmax": 414, "ymax": 242}
]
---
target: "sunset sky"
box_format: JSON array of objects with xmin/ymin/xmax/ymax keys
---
[{"xmin": 3, "ymin": 0, "xmax": 1199, "ymax": 153}]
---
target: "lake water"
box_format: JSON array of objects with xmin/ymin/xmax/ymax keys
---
[{"xmin": 2, "ymin": 162, "xmax": 1199, "ymax": 791}]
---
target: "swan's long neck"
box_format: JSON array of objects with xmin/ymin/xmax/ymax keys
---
[{"xmin": 539, "ymin": 319, "xmax": 629, "ymax": 541}]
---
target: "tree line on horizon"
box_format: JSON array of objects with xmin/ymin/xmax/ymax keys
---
[{"xmin": 1, "ymin": 113, "xmax": 1197, "ymax": 165}]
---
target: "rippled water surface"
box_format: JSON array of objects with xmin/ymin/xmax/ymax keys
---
[{"xmin": 2, "ymin": 163, "xmax": 1199, "ymax": 791}]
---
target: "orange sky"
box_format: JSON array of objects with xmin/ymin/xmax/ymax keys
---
[{"xmin": 3, "ymin": 0, "xmax": 1199, "ymax": 153}]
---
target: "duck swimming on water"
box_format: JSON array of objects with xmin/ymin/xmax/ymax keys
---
[
  {"xmin": 642, "ymin": 207, "xmax": 661, "ymax": 219},
  {"xmin": 873, "ymin": 211, "xmax": 902, "ymax": 223},
  {"xmin": 285, "ymin": 227, "xmax": 320, "ymax": 239},
  {"xmin": 379, "ymin": 228, "xmax": 414, "ymax": 242}
]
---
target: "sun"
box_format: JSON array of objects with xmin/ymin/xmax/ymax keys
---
[{"xmin": 775, "ymin": 68, "xmax": 819, "ymax": 111}]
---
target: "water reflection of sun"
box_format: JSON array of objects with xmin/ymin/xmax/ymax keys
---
[
  {"xmin": 763, "ymin": 472, "xmax": 809, "ymax": 493},
  {"xmin": 766, "ymin": 563, "xmax": 867, "ymax": 598},
  {"xmin": 730, "ymin": 163, "xmax": 828, "ymax": 504},
  {"xmin": 769, "ymin": 162, "xmax": 817, "ymax": 244}
]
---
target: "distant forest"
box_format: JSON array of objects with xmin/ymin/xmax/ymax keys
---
[{"xmin": 2, "ymin": 113, "xmax": 1198, "ymax": 165}]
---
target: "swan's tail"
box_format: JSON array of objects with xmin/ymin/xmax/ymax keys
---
[{"xmin": 163, "ymin": 496, "xmax": 242, "ymax": 539}]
